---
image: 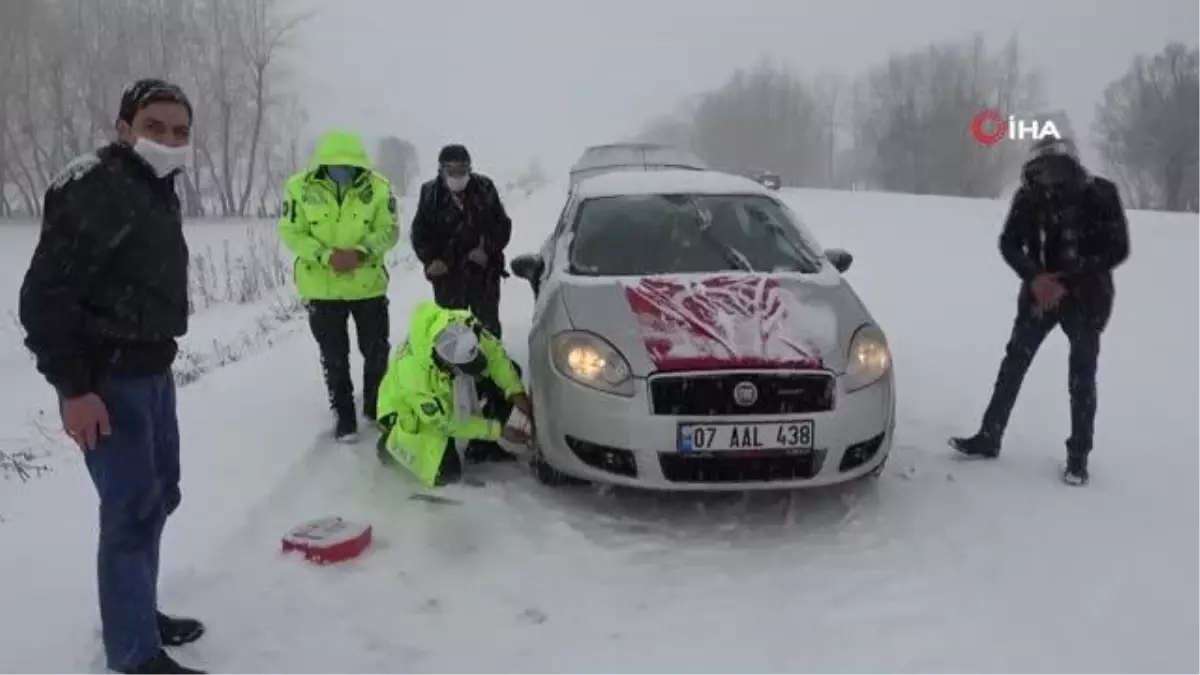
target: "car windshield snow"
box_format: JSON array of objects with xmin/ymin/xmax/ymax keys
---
[{"xmin": 568, "ymin": 193, "xmax": 824, "ymax": 276}]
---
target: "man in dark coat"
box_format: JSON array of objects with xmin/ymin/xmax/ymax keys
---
[
  {"xmin": 18, "ymin": 79, "xmax": 206, "ymax": 674},
  {"xmin": 950, "ymin": 137, "xmax": 1131, "ymax": 486},
  {"xmin": 410, "ymin": 144, "xmax": 513, "ymax": 338}
]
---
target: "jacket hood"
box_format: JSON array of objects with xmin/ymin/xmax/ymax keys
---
[
  {"xmin": 407, "ymin": 301, "xmax": 472, "ymax": 360},
  {"xmin": 309, "ymin": 130, "xmax": 373, "ymax": 170}
]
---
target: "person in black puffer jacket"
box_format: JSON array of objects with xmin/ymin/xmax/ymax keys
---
[
  {"xmin": 410, "ymin": 144, "xmax": 513, "ymax": 338},
  {"xmin": 18, "ymin": 78, "xmax": 205, "ymax": 675},
  {"xmin": 949, "ymin": 136, "xmax": 1131, "ymax": 486}
]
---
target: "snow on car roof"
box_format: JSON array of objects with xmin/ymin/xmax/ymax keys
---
[{"xmin": 574, "ymin": 169, "xmax": 773, "ymax": 199}]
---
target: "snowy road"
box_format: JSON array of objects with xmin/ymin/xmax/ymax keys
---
[{"xmin": 1, "ymin": 186, "xmax": 1195, "ymax": 673}]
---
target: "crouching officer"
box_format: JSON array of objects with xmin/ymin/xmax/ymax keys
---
[{"xmin": 375, "ymin": 301, "xmax": 533, "ymax": 486}]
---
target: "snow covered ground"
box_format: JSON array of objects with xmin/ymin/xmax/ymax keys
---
[{"xmin": 0, "ymin": 184, "xmax": 1195, "ymax": 673}]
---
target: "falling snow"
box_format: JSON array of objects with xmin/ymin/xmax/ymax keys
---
[{"xmin": 0, "ymin": 183, "xmax": 1194, "ymax": 673}]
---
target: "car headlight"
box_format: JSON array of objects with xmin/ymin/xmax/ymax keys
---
[
  {"xmin": 844, "ymin": 323, "xmax": 891, "ymax": 392},
  {"xmin": 550, "ymin": 330, "xmax": 635, "ymax": 397}
]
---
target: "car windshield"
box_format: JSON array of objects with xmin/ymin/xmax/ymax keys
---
[{"xmin": 568, "ymin": 193, "xmax": 824, "ymax": 276}]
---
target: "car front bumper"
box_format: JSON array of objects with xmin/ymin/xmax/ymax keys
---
[{"xmin": 533, "ymin": 369, "xmax": 895, "ymax": 491}]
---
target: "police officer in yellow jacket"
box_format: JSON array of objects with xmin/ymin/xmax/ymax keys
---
[
  {"xmin": 376, "ymin": 301, "xmax": 532, "ymax": 487},
  {"xmin": 280, "ymin": 130, "xmax": 400, "ymax": 442}
]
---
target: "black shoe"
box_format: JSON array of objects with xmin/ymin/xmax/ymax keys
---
[
  {"xmin": 121, "ymin": 650, "xmax": 205, "ymax": 674},
  {"xmin": 334, "ymin": 413, "xmax": 359, "ymax": 443},
  {"xmin": 465, "ymin": 441, "xmax": 514, "ymax": 464},
  {"xmin": 157, "ymin": 611, "xmax": 205, "ymax": 647},
  {"xmin": 1063, "ymin": 455, "xmax": 1089, "ymax": 486},
  {"xmin": 948, "ymin": 434, "xmax": 999, "ymax": 458},
  {"xmin": 375, "ymin": 434, "xmax": 394, "ymax": 465}
]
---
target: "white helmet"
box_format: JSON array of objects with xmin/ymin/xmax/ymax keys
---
[{"xmin": 433, "ymin": 322, "xmax": 486, "ymax": 374}]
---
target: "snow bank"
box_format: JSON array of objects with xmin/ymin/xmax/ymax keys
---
[{"xmin": 1, "ymin": 185, "xmax": 1195, "ymax": 673}]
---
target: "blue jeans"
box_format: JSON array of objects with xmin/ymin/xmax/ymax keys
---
[{"xmin": 80, "ymin": 374, "xmax": 181, "ymax": 671}]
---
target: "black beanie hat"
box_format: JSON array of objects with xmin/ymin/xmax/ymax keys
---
[
  {"xmin": 438, "ymin": 144, "xmax": 471, "ymax": 165},
  {"xmin": 118, "ymin": 78, "xmax": 193, "ymax": 125}
]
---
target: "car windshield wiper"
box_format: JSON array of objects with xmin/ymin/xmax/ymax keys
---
[
  {"xmin": 752, "ymin": 211, "xmax": 821, "ymax": 272},
  {"xmin": 684, "ymin": 199, "xmax": 754, "ymax": 272}
]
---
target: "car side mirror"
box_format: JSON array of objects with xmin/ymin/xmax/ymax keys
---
[
  {"xmin": 826, "ymin": 248, "xmax": 853, "ymax": 273},
  {"xmin": 510, "ymin": 253, "xmax": 545, "ymax": 285}
]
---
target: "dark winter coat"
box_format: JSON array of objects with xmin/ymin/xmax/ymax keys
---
[
  {"xmin": 998, "ymin": 166, "xmax": 1130, "ymax": 329},
  {"xmin": 19, "ymin": 142, "xmax": 190, "ymax": 399},
  {"xmin": 410, "ymin": 173, "xmax": 512, "ymax": 278}
]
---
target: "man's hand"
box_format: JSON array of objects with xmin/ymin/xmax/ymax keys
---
[
  {"xmin": 509, "ymin": 393, "xmax": 535, "ymax": 438},
  {"xmin": 467, "ymin": 248, "xmax": 488, "ymax": 267},
  {"xmin": 62, "ymin": 393, "xmax": 111, "ymax": 451},
  {"xmin": 502, "ymin": 425, "xmax": 532, "ymax": 446},
  {"xmin": 330, "ymin": 249, "xmax": 363, "ymax": 273},
  {"xmin": 425, "ymin": 260, "xmax": 449, "ymax": 278},
  {"xmin": 510, "ymin": 393, "xmax": 533, "ymax": 417},
  {"xmin": 1030, "ymin": 272, "xmax": 1067, "ymax": 313}
]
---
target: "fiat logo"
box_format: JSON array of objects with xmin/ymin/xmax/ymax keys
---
[{"xmin": 732, "ymin": 381, "xmax": 758, "ymax": 407}]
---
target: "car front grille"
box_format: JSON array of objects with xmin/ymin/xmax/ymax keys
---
[
  {"xmin": 659, "ymin": 449, "xmax": 827, "ymax": 483},
  {"xmin": 648, "ymin": 371, "xmax": 835, "ymax": 416}
]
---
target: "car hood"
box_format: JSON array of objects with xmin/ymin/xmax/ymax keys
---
[{"xmin": 560, "ymin": 272, "xmax": 870, "ymax": 376}]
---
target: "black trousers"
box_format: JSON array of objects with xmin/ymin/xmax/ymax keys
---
[
  {"xmin": 431, "ymin": 266, "xmax": 503, "ymax": 338},
  {"xmin": 436, "ymin": 377, "xmax": 514, "ymax": 485},
  {"xmin": 307, "ymin": 296, "xmax": 391, "ymax": 420},
  {"xmin": 979, "ymin": 290, "xmax": 1105, "ymax": 457}
]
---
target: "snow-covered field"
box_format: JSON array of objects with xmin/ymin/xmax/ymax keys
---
[{"xmin": 0, "ymin": 184, "xmax": 1195, "ymax": 673}]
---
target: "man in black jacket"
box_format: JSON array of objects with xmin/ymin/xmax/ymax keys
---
[
  {"xmin": 410, "ymin": 144, "xmax": 513, "ymax": 338},
  {"xmin": 19, "ymin": 79, "xmax": 205, "ymax": 674},
  {"xmin": 949, "ymin": 137, "xmax": 1130, "ymax": 486}
]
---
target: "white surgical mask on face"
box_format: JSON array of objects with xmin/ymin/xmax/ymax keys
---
[
  {"xmin": 133, "ymin": 136, "xmax": 191, "ymax": 178},
  {"xmin": 444, "ymin": 174, "xmax": 469, "ymax": 192}
]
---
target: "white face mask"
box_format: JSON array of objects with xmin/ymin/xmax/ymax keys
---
[
  {"xmin": 133, "ymin": 136, "xmax": 191, "ymax": 178},
  {"xmin": 445, "ymin": 174, "xmax": 469, "ymax": 193}
]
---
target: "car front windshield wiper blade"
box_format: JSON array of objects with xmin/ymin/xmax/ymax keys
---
[{"xmin": 684, "ymin": 198, "xmax": 754, "ymax": 272}]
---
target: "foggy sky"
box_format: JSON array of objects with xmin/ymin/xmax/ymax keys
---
[{"xmin": 295, "ymin": 0, "xmax": 1199, "ymax": 182}]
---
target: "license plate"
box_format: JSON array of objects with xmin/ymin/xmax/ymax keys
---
[{"xmin": 677, "ymin": 420, "xmax": 814, "ymax": 452}]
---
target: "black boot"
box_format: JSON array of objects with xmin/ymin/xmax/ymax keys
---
[
  {"xmin": 375, "ymin": 432, "xmax": 394, "ymax": 466},
  {"xmin": 948, "ymin": 433, "xmax": 1000, "ymax": 458},
  {"xmin": 334, "ymin": 410, "xmax": 359, "ymax": 443},
  {"xmin": 1063, "ymin": 454, "xmax": 1089, "ymax": 486},
  {"xmin": 157, "ymin": 611, "xmax": 205, "ymax": 647},
  {"xmin": 121, "ymin": 650, "xmax": 205, "ymax": 674},
  {"xmin": 465, "ymin": 440, "xmax": 515, "ymax": 463}
]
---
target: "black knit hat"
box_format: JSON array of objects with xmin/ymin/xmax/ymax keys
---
[
  {"xmin": 1029, "ymin": 135, "xmax": 1078, "ymax": 161},
  {"xmin": 118, "ymin": 78, "xmax": 193, "ymax": 125},
  {"xmin": 438, "ymin": 144, "xmax": 471, "ymax": 165}
]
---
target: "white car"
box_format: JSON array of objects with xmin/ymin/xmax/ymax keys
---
[{"xmin": 510, "ymin": 169, "xmax": 894, "ymax": 490}]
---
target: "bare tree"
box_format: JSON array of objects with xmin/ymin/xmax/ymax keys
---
[
  {"xmin": 0, "ymin": 0, "xmax": 312, "ymax": 218},
  {"xmin": 375, "ymin": 136, "xmax": 420, "ymax": 196},
  {"xmin": 0, "ymin": 0, "xmax": 42, "ymax": 214},
  {"xmin": 233, "ymin": 0, "xmax": 309, "ymax": 216},
  {"xmin": 685, "ymin": 57, "xmax": 835, "ymax": 187},
  {"xmin": 1094, "ymin": 42, "xmax": 1199, "ymax": 212},
  {"xmin": 850, "ymin": 34, "xmax": 1044, "ymax": 198}
]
